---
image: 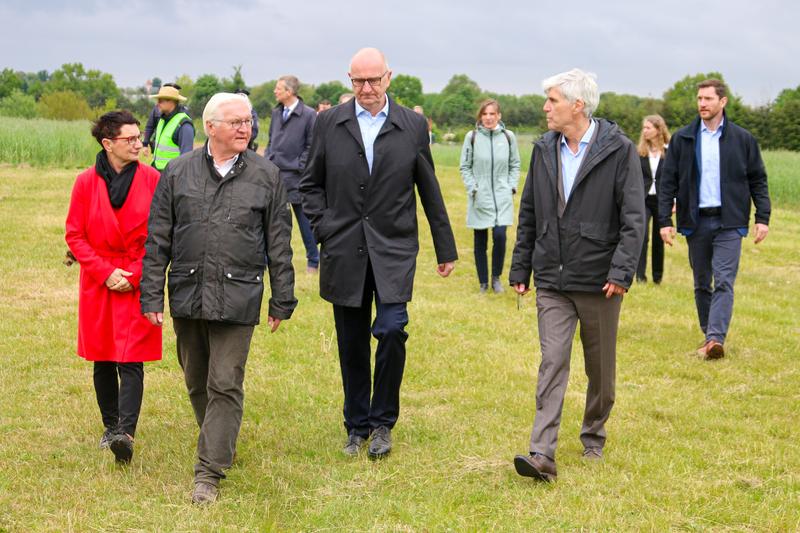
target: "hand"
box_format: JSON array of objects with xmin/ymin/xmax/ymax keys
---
[
  {"xmin": 267, "ymin": 316, "xmax": 281, "ymax": 332},
  {"xmin": 753, "ymin": 223, "xmax": 769, "ymax": 244},
  {"xmin": 660, "ymin": 226, "xmax": 676, "ymax": 247},
  {"xmin": 513, "ymin": 283, "xmax": 530, "ymax": 295},
  {"xmin": 144, "ymin": 312, "xmax": 163, "ymax": 326},
  {"xmin": 436, "ymin": 262, "xmax": 455, "ymax": 277},
  {"xmin": 602, "ymin": 281, "xmax": 626, "ymax": 299},
  {"xmin": 105, "ymin": 268, "xmax": 133, "ymax": 292}
]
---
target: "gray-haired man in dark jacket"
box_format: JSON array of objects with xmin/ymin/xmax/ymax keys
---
[
  {"xmin": 509, "ymin": 69, "xmax": 645, "ymax": 482},
  {"xmin": 140, "ymin": 92, "xmax": 296, "ymax": 505}
]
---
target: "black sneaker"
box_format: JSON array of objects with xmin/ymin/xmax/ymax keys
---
[
  {"xmin": 368, "ymin": 426, "xmax": 392, "ymax": 459},
  {"xmin": 109, "ymin": 433, "xmax": 134, "ymax": 463},
  {"xmin": 99, "ymin": 428, "xmax": 115, "ymax": 450}
]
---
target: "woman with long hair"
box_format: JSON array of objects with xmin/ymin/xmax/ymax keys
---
[{"xmin": 636, "ymin": 114, "xmax": 671, "ymax": 283}]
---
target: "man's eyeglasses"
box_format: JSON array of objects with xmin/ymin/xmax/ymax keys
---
[
  {"xmin": 349, "ymin": 71, "xmax": 388, "ymax": 88},
  {"xmin": 212, "ymin": 118, "xmax": 253, "ymax": 130},
  {"xmin": 109, "ymin": 134, "xmax": 143, "ymax": 145}
]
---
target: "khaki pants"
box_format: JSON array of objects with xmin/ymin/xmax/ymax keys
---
[
  {"xmin": 529, "ymin": 289, "xmax": 622, "ymax": 460},
  {"xmin": 173, "ymin": 318, "xmax": 254, "ymax": 486}
]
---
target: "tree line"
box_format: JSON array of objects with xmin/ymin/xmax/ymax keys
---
[{"xmin": 1, "ymin": 64, "xmax": 798, "ymax": 150}]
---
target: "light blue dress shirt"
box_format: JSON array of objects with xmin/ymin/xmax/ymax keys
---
[
  {"xmin": 698, "ymin": 117, "xmax": 724, "ymax": 208},
  {"xmin": 560, "ymin": 119, "xmax": 596, "ymax": 201},
  {"xmin": 354, "ymin": 98, "xmax": 389, "ymax": 173}
]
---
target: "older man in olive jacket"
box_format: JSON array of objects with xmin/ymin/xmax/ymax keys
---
[
  {"xmin": 140, "ymin": 93, "xmax": 296, "ymax": 504},
  {"xmin": 509, "ymin": 69, "xmax": 644, "ymax": 482},
  {"xmin": 300, "ymin": 48, "xmax": 457, "ymax": 459}
]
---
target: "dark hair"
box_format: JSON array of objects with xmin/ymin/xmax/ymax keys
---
[
  {"xmin": 697, "ymin": 78, "xmax": 728, "ymax": 99},
  {"xmin": 319, "ymin": 99, "xmax": 331, "ymax": 106},
  {"xmin": 163, "ymin": 82, "xmax": 182, "ymax": 90},
  {"xmin": 91, "ymin": 110, "xmax": 140, "ymax": 146},
  {"xmin": 235, "ymin": 87, "xmax": 250, "ymax": 96}
]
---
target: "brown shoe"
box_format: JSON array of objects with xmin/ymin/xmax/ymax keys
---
[
  {"xmin": 696, "ymin": 340, "xmax": 710, "ymax": 356},
  {"xmin": 704, "ymin": 341, "xmax": 725, "ymax": 360},
  {"xmin": 514, "ymin": 453, "xmax": 557, "ymax": 482},
  {"xmin": 192, "ymin": 482, "xmax": 218, "ymax": 505}
]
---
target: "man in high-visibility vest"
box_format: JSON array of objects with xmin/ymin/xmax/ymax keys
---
[{"xmin": 149, "ymin": 85, "xmax": 194, "ymax": 170}]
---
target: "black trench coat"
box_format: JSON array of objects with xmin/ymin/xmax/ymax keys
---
[{"xmin": 300, "ymin": 97, "xmax": 457, "ymax": 306}]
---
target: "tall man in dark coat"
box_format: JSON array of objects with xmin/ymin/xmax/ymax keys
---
[
  {"xmin": 141, "ymin": 93, "xmax": 297, "ymax": 504},
  {"xmin": 509, "ymin": 69, "xmax": 645, "ymax": 482},
  {"xmin": 300, "ymin": 47, "xmax": 458, "ymax": 458},
  {"xmin": 267, "ymin": 75, "xmax": 319, "ymax": 272},
  {"xmin": 659, "ymin": 79, "xmax": 770, "ymax": 360}
]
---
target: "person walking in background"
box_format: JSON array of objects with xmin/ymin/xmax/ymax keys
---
[
  {"xmin": 149, "ymin": 85, "xmax": 194, "ymax": 171},
  {"xmin": 141, "ymin": 93, "xmax": 296, "ymax": 505},
  {"xmin": 658, "ymin": 79, "xmax": 770, "ymax": 360},
  {"xmin": 300, "ymin": 47, "xmax": 457, "ymax": 459},
  {"xmin": 460, "ymin": 99, "xmax": 521, "ymax": 293},
  {"xmin": 509, "ymin": 69, "xmax": 644, "ymax": 482},
  {"xmin": 267, "ymin": 75, "xmax": 319, "ymax": 273},
  {"xmin": 143, "ymin": 82, "xmax": 181, "ymax": 151},
  {"xmin": 317, "ymin": 100, "xmax": 332, "ymax": 113},
  {"xmin": 65, "ymin": 110, "xmax": 162, "ymax": 464},
  {"xmin": 636, "ymin": 114, "xmax": 671, "ymax": 284}
]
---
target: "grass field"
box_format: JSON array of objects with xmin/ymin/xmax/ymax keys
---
[{"xmin": 0, "ymin": 150, "xmax": 798, "ymax": 530}]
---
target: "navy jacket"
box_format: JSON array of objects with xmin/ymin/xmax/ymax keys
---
[{"xmin": 658, "ymin": 113, "xmax": 770, "ymax": 234}]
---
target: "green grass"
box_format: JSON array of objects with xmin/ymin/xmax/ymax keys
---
[{"xmin": 0, "ymin": 155, "xmax": 799, "ymax": 530}]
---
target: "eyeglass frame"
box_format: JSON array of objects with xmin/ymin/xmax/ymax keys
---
[
  {"xmin": 349, "ymin": 71, "xmax": 389, "ymax": 89},
  {"xmin": 108, "ymin": 134, "xmax": 144, "ymax": 146},
  {"xmin": 210, "ymin": 118, "xmax": 254, "ymax": 130}
]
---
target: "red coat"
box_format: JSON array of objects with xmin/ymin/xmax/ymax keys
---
[{"xmin": 65, "ymin": 163, "xmax": 162, "ymax": 362}]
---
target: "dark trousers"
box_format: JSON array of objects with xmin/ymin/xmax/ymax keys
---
[
  {"xmin": 686, "ymin": 215, "xmax": 742, "ymax": 344},
  {"xmin": 291, "ymin": 203, "xmax": 320, "ymax": 268},
  {"xmin": 636, "ymin": 195, "xmax": 664, "ymax": 282},
  {"xmin": 93, "ymin": 361, "xmax": 144, "ymax": 437},
  {"xmin": 332, "ymin": 264, "xmax": 409, "ymax": 438},
  {"xmin": 474, "ymin": 226, "xmax": 507, "ymax": 284},
  {"xmin": 529, "ymin": 289, "xmax": 622, "ymax": 460},
  {"xmin": 173, "ymin": 318, "xmax": 255, "ymax": 486}
]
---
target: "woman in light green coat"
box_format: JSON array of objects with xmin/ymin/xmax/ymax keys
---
[{"xmin": 460, "ymin": 99, "xmax": 521, "ymax": 293}]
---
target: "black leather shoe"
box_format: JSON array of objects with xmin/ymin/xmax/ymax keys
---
[
  {"xmin": 342, "ymin": 432, "xmax": 366, "ymax": 456},
  {"xmin": 109, "ymin": 433, "xmax": 134, "ymax": 463},
  {"xmin": 514, "ymin": 453, "xmax": 557, "ymax": 482},
  {"xmin": 368, "ymin": 426, "xmax": 392, "ymax": 459}
]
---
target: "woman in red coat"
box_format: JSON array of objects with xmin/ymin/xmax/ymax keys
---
[{"xmin": 65, "ymin": 110, "xmax": 162, "ymax": 463}]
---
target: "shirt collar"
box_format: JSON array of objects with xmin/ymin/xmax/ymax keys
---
[
  {"xmin": 206, "ymin": 143, "xmax": 240, "ymax": 165},
  {"xmin": 560, "ymin": 119, "xmax": 596, "ymax": 149},
  {"xmin": 354, "ymin": 97, "xmax": 389, "ymax": 119},
  {"xmin": 700, "ymin": 116, "xmax": 725, "ymax": 134},
  {"xmin": 284, "ymin": 98, "xmax": 299, "ymax": 115}
]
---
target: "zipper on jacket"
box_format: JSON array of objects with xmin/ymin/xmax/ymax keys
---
[{"xmin": 490, "ymin": 130, "xmax": 499, "ymax": 225}]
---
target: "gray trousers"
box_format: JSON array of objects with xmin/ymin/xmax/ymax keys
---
[
  {"xmin": 173, "ymin": 318, "xmax": 254, "ymax": 486},
  {"xmin": 686, "ymin": 215, "xmax": 742, "ymax": 344},
  {"xmin": 529, "ymin": 289, "xmax": 622, "ymax": 460}
]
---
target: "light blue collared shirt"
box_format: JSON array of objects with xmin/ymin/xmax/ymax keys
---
[
  {"xmin": 560, "ymin": 119, "xmax": 596, "ymax": 200},
  {"xmin": 698, "ymin": 117, "xmax": 724, "ymax": 208},
  {"xmin": 354, "ymin": 98, "xmax": 389, "ymax": 173}
]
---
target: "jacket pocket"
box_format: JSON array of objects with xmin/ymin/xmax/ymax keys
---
[
  {"xmin": 228, "ymin": 182, "xmax": 267, "ymax": 227},
  {"xmin": 576, "ymin": 222, "xmax": 619, "ymax": 278},
  {"xmin": 221, "ymin": 266, "xmax": 265, "ymax": 324},
  {"xmin": 167, "ymin": 264, "xmax": 199, "ymax": 317}
]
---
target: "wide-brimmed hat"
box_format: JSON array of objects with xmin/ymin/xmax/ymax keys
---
[{"xmin": 149, "ymin": 85, "xmax": 187, "ymax": 102}]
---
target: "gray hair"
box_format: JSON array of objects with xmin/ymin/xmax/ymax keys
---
[
  {"xmin": 202, "ymin": 92, "xmax": 252, "ymax": 134},
  {"xmin": 542, "ymin": 69, "xmax": 599, "ymax": 118},
  {"xmin": 278, "ymin": 75, "xmax": 300, "ymax": 96}
]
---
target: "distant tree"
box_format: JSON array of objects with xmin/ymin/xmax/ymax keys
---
[
  {"xmin": 0, "ymin": 68, "xmax": 23, "ymax": 99},
  {"xmin": 390, "ymin": 74, "xmax": 423, "ymax": 108},
  {"xmin": 223, "ymin": 65, "xmax": 246, "ymax": 93},
  {"xmin": 46, "ymin": 63, "xmax": 120, "ymax": 108},
  {"xmin": 191, "ymin": 74, "xmax": 222, "ymax": 117},
  {"xmin": 297, "ymin": 83, "xmax": 315, "ymax": 104},
  {"xmin": 596, "ymin": 92, "xmax": 663, "ymax": 140},
  {"xmin": 0, "ymin": 89, "xmax": 38, "ymax": 118},
  {"xmin": 770, "ymin": 86, "xmax": 800, "ymax": 150},
  {"xmin": 249, "ymin": 81, "xmax": 276, "ymax": 118},
  {"xmin": 312, "ymin": 81, "xmax": 348, "ymax": 107},
  {"xmin": 38, "ymin": 90, "xmax": 93, "ymax": 120},
  {"xmin": 174, "ymin": 74, "xmax": 195, "ymax": 100},
  {"xmin": 151, "ymin": 77, "xmax": 162, "ymax": 93},
  {"xmin": 430, "ymin": 74, "xmax": 483, "ymax": 126}
]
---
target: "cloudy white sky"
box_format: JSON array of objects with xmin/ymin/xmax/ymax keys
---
[{"xmin": 2, "ymin": 0, "xmax": 796, "ymax": 104}]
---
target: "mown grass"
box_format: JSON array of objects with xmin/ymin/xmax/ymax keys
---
[{"xmin": 0, "ymin": 151, "xmax": 798, "ymax": 531}]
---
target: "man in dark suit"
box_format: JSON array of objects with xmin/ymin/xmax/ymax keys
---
[
  {"xmin": 299, "ymin": 47, "xmax": 458, "ymax": 458},
  {"xmin": 509, "ymin": 69, "xmax": 645, "ymax": 482},
  {"xmin": 659, "ymin": 79, "xmax": 770, "ymax": 360}
]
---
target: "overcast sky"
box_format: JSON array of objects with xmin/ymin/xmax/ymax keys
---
[{"xmin": 2, "ymin": 0, "xmax": 796, "ymax": 105}]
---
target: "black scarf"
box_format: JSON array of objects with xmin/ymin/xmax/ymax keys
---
[{"xmin": 95, "ymin": 150, "xmax": 137, "ymax": 209}]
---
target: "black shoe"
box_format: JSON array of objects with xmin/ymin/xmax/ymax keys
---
[
  {"xmin": 491, "ymin": 277, "xmax": 504, "ymax": 293},
  {"xmin": 368, "ymin": 426, "xmax": 392, "ymax": 459},
  {"xmin": 192, "ymin": 481, "xmax": 219, "ymax": 505},
  {"xmin": 109, "ymin": 433, "xmax": 134, "ymax": 463},
  {"xmin": 99, "ymin": 428, "xmax": 115, "ymax": 450},
  {"xmin": 342, "ymin": 432, "xmax": 367, "ymax": 456},
  {"xmin": 479, "ymin": 283, "xmax": 489, "ymax": 293},
  {"xmin": 514, "ymin": 453, "xmax": 557, "ymax": 482},
  {"xmin": 582, "ymin": 447, "xmax": 603, "ymax": 460}
]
